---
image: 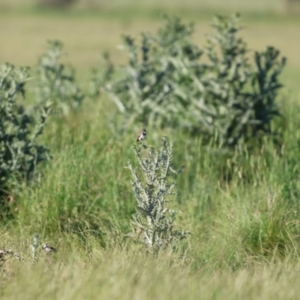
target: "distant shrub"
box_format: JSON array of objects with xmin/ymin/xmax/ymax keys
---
[
  {"xmin": 95, "ymin": 14, "xmax": 286, "ymax": 148},
  {"xmin": 90, "ymin": 52, "xmax": 114, "ymax": 99},
  {"xmin": 127, "ymin": 138, "xmax": 188, "ymax": 255},
  {"xmin": 37, "ymin": 0, "xmax": 77, "ymax": 8},
  {"xmin": 35, "ymin": 40, "xmax": 84, "ymax": 116},
  {"xmin": 196, "ymin": 14, "xmax": 286, "ymax": 147},
  {"xmin": 94, "ymin": 16, "xmax": 202, "ymax": 129},
  {"xmin": 285, "ymin": 0, "xmax": 300, "ymax": 13},
  {"xmin": 0, "ymin": 63, "xmax": 50, "ymax": 214}
]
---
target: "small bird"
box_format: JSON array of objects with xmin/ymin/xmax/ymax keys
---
[
  {"xmin": 137, "ymin": 129, "xmax": 147, "ymax": 142},
  {"xmin": 42, "ymin": 243, "xmax": 57, "ymax": 253}
]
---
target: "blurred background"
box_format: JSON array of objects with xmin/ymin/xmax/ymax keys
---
[
  {"xmin": 0, "ymin": 0, "xmax": 299, "ymax": 77},
  {"xmin": 0, "ymin": 0, "xmax": 293, "ymax": 12}
]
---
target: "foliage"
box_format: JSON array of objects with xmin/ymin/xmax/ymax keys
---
[
  {"xmin": 35, "ymin": 40, "xmax": 84, "ymax": 116},
  {"xmin": 96, "ymin": 14, "xmax": 286, "ymax": 148},
  {"xmin": 30, "ymin": 234, "xmax": 40, "ymax": 263},
  {"xmin": 197, "ymin": 14, "xmax": 286, "ymax": 147},
  {"xmin": 1, "ymin": 61, "xmax": 300, "ymax": 300},
  {"xmin": 90, "ymin": 52, "xmax": 114, "ymax": 99},
  {"xmin": 2, "ymin": 7, "xmax": 300, "ymax": 300},
  {"xmin": 96, "ymin": 16, "xmax": 202, "ymax": 129},
  {"xmin": 127, "ymin": 138, "xmax": 188, "ymax": 255},
  {"xmin": 0, "ymin": 63, "xmax": 50, "ymax": 211}
]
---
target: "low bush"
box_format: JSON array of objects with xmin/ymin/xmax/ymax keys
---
[
  {"xmin": 35, "ymin": 40, "xmax": 84, "ymax": 116},
  {"xmin": 0, "ymin": 63, "xmax": 50, "ymax": 215},
  {"xmin": 127, "ymin": 138, "xmax": 188, "ymax": 255},
  {"xmin": 94, "ymin": 14, "xmax": 286, "ymax": 148}
]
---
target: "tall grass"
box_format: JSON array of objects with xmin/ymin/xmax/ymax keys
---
[
  {"xmin": 1, "ymin": 10, "xmax": 300, "ymax": 300},
  {"xmin": 0, "ymin": 80, "xmax": 299, "ymax": 298}
]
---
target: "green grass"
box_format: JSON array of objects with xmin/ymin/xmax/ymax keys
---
[
  {"xmin": 0, "ymin": 0, "xmax": 293, "ymax": 18},
  {"xmin": 1, "ymin": 13, "xmax": 300, "ymax": 75},
  {"xmin": 1, "ymin": 89, "xmax": 300, "ymax": 298},
  {"xmin": 1, "ymin": 6, "xmax": 300, "ymax": 299}
]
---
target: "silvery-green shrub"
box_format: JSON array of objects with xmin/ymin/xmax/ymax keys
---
[
  {"xmin": 35, "ymin": 40, "xmax": 84, "ymax": 116},
  {"xmin": 127, "ymin": 138, "xmax": 188, "ymax": 255},
  {"xmin": 95, "ymin": 14, "xmax": 285, "ymax": 148},
  {"xmin": 0, "ymin": 63, "xmax": 50, "ymax": 210}
]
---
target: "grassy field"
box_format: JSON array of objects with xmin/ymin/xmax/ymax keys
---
[
  {"xmin": 1, "ymin": 3, "xmax": 300, "ymax": 299},
  {"xmin": 0, "ymin": 0, "xmax": 285, "ymax": 14}
]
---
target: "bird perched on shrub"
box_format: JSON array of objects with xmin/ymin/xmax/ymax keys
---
[{"xmin": 137, "ymin": 129, "xmax": 147, "ymax": 142}]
